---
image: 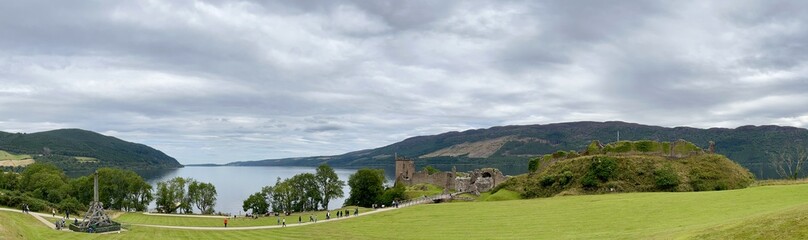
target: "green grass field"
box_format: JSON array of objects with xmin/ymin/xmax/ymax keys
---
[
  {"xmin": 2, "ymin": 184, "xmax": 808, "ymax": 239},
  {"xmin": 0, "ymin": 150, "xmax": 32, "ymax": 161},
  {"xmin": 116, "ymin": 207, "xmax": 372, "ymax": 227}
]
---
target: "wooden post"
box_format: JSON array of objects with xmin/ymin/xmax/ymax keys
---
[{"xmin": 93, "ymin": 171, "xmax": 99, "ymax": 202}]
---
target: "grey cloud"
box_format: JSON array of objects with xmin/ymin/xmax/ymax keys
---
[{"xmin": 2, "ymin": 1, "xmax": 808, "ymax": 163}]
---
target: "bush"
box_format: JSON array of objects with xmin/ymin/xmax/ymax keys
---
[
  {"xmin": 581, "ymin": 174, "xmax": 599, "ymax": 188},
  {"xmin": 654, "ymin": 166, "xmax": 680, "ymax": 190},
  {"xmin": 590, "ymin": 157, "xmax": 617, "ymax": 181},
  {"xmin": 586, "ymin": 140, "xmax": 603, "ymax": 154},
  {"xmin": 552, "ymin": 151, "xmax": 568, "ymax": 159},
  {"xmin": 528, "ymin": 157, "xmax": 541, "ymax": 173},
  {"xmin": 635, "ymin": 140, "xmax": 656, "ymax": 153}
]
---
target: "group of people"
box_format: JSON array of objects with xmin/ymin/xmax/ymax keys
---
[
  {"xmin": 21, "ymin": 204, "xmax": 30, "ymax": 213},
  {"xmin": 226, "ymin": 207, "xmax": 367, "ymax": 228}
]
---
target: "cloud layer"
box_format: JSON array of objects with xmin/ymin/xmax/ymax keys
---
[{"xmin": 2, "ymin": 1, "xmax": 807, "ymax": 164}]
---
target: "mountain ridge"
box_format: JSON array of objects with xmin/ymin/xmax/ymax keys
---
[
  {"xmin": 0, "ymin": 128, "xmax": 182, "ymax": 171},
  {"xmin": 228, "ymin": 121, "xmax": 808, "ymax": 178}
]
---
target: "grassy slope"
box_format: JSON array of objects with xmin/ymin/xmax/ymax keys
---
[
  {"xmin": 0, "ymin": 150, "xmax": 32, "ymax": 160},
  {"xmin": 3, "ymin": 184, "xmax": 808, "ymax": 239}
]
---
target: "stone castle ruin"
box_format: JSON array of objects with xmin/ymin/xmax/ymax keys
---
[{"xmin": 395, "ymin": 156, "xmax": 508, "ymax": 195}]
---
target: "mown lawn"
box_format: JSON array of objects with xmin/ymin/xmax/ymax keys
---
[
  {"xmin": 116, "ymin": 207, "xmax": 372, "ymax": 227},
  {"xmin": 2, "ymin": 184, "xmax": 808, "ymax": 239}
]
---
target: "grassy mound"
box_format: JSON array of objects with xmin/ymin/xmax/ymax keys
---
[{"xmin": 505, "ymin": 153, "xmax": 755, "ymax": 198}]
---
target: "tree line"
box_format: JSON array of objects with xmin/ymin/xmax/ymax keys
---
[
  {"xmin": 0, "ymin": 163, "xmax": 217, "ymax": 215},
  {"xmin": 242, "ymin": 164, "xmax": 345, "ymax": 214}
]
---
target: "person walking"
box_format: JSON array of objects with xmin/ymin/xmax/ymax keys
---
[
  {"xmin": 282, "ymin": 218, "xmax": 286, "ymax": 227},
  {"xmin": 277, "ymin": 217, "xmax": 280, "ymax": 225},
  {"xmin": 298, "ymin": 215, "xmax": 302, "ymax": 224},
  {"xmin": 224, "ymin": 218, "xmax": 228, "ymax": 227},
  {"xmin": 52, "ymin": 208, "xmax": 55, "ymax": 217},
  {"xmin": 354, "ymin": 208, "xmax": 358, "ymax": 216}
]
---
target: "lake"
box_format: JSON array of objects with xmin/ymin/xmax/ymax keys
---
[{"xmin": 136, "ymin": 166, "xmax": 376, "ymax": 215}]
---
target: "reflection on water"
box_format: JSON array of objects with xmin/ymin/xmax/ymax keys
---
[{"xmin": 65, "ymin": 163, "xmax": 528, "ymax": 215}]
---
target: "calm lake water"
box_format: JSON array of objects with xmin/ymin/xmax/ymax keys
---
[{"xmin": 137, "ymin": 166, "xmax": 373, "ymax": 215}]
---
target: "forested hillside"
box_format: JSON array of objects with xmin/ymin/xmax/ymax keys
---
[
  {"xmin": 230, "ymin": 121, "xmax": 808, "ymax": 178},
  {"xmin": 0, "ymin": 129, "xmax": 181, "ymax": 171}
]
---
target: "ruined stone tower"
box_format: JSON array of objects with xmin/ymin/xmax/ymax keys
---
[{"xmin": 395, "ymin": 155, "xmax": 415, "ymax": 181}]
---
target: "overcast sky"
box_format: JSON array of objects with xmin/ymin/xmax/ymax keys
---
[{"xmin": 1, "ymin": 1, "xmax": 807, "ymax": 164}]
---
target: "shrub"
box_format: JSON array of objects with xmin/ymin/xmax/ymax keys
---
[
  {"xmin": 422, "ymin": 165, "xmax": 440, "ymax": 175},
  {"xmin": 654, "ymin": 166, "xmax": 680, "ymax": 190},
  {"xmin": 581, "ymin": 174, "xmax": 599, "ymax": 188},
  {"xmin": 557, "ymin": 171, "xmax": 574, "ymax": 186},
  {"xmin": 635, "ymin": 140, "xmax": 656, "ymax": 153},
  {"xmin": 552, "ymin": 151, "xmax": 568, "ymax": 159},
  {"xmin": 539, "ymin": 175, "xmax": 555, "ymax": 187},
  {"xmin": 528, "ymin": 157, "xmax": 541, "ymax": 173},
  {"xmin": 586, "ymin": 140, "xmax": 603, "ymax": 154},
  {"xmin": 590, "ymin": 157, "xmax": 617, "ymax": 181}
]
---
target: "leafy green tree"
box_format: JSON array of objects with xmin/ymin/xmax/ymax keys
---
[
  {"xmin": 68, "ymin": 168, "xmax": 152, "ymax": 211},
  {"xmin": 315, "ymin": 164, "xmax": 344, "ymax": 210},
  {"xmin": 155, "ymin": 177, "xmax": 192, "ymax": 213},
  {"xmin": 59, "ymin": 196, "xmax": 83, "ymax": 216},
  {"xmin": 188, "ymin": 181, "xmax": 217, "ymax": 214},
  {"xmin": 345, "ymin": 169, "xmax": 386, "ymax": 208},
  {"xmin": 289, "ymin": 173, "xmax": 320, "ymax": 211},
  {"xmin": 242, "ymin": 192, "xmax": 269, "ymax": 215},
  {"xmin": 422, "ymin": 165, "xmax": 440, "ymax": 175},
  {"xmin": 0, "ymin": 172, "xmax": 19, "ymax": 191},
  {"xmin": 271, "ymin": 177, "xmax": 293, "ymax": 213},
  {"xmin": 378, "ymin": 183, "xmax": 407, "ymax": 205},
  {"xmin": 21, "ymin": 163, "xmax": 68, "ymax": 203}
]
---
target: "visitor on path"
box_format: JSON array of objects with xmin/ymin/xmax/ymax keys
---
[
  {"xmin": 309, "ymin": 215, "xmax": 314, "ymax": 222},
  {"xmin": 326, "ymin": 211, "xmax": 330, "ymax": 220},
  {"xmin": 277, "ymin": 217, "xmax": 280, "ymax": 225},
  {"xmin": 298, "ymin": 215, "xmax": 302, "ymax": 224},
  {"xmin": 282, "ymin": 218, "xmax": 286, "ymax": 227},
  {"xmin": 224, "ymin": 218, "xmax": 228, "ymax": 227},
  {"xmin": 52, "ymin": 209, "xmax": 55, "ymax": 217},
  {"xmin": 354, "ymin": 208, "xmax": 358, "ymax": 216},
  {"xmin": 344, "ymin": 209, "xmax": 349, "ymax": 217}
]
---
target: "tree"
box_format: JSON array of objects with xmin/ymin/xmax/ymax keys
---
[
  {"xmin": 188, "ymin": 181, "xmax": 217, "ymax": 214},
  {"xmin": 271, "ymin": 177, "xmax": 293, "ymax": 213},
  {"xmin": 0, "ymin": 172, "xmax": 19, "ymax": 191},
  {"xmin": 422, "ymin": 165, "xmax": 440, "ymax": 175},
  {"xmin": 68, "ymin": 168, "xmax": 153, "ymax": 211},
  {"xmin": 378, "ymin": 182, "xmax": 407, "ymax": 206},
  {"xmin": 242, "ymin": 192, "xmax": 269, "ymax": 215},
  {"xmin": 20, "ymin": 163, "xmax": 68, "ymax": 203},
  {"xmin": 288, "ymin": 173, "xmax": 320, "ymax": 211},
  {"xmin": 770, "ymin": 144, "xmax": 808, "ymax": 180},
  {"xmin": 155, "ymin": 177, "xmax": 192, "ymax": 213},
  {"xmin": 345, "ymin": 169, "xmax": 386, "ymax": 208},
  {"xmin": 315, "ymin": 164, "xmax": 345, "ymax": 210},
  {"xmin": 59, "ymin": 196, "xmax": 83, "ymax": 216}
]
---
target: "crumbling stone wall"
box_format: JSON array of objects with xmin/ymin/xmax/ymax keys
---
[{"xmin": 395, "ymin": 161, "xmax": 508, "ymax": 195}]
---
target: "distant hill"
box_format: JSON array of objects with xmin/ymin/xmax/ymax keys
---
[
  {"xmin": 0, "ymin": 129, "xmax": 182, "ymax": 171},
  {"xmin": 228, "ymin": 121, "xmax": 808, "ymax": 178}
]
